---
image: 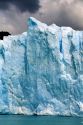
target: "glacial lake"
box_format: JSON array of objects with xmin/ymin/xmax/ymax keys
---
[{"xmin": 0, "ymin": 115, "xmax": 83, "ymax": 125}]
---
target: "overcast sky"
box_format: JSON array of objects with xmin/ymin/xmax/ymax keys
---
[{"xmin": 0, "ymin": 0, "xmax": 83, "ymax": 34}]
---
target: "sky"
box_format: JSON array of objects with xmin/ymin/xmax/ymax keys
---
[{"xmin": 0, "ymin": 0, "xmax": 83, "ymax": 34}]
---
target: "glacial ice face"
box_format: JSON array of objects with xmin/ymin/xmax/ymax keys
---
[{"xmin": 0, "ymin": 17, "xmax": 83, "ymax": 116}]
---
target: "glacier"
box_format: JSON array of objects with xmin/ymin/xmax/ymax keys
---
[{"xmin": 0, "ymin": 17, "xmax": 83, "ymax": 116}]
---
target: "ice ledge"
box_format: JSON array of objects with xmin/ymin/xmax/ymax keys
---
[{"xmin": 27, "ymin": 17, "xmax": 76, "ymax": 35}]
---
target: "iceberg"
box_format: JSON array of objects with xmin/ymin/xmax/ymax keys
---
[{"xmin": 0, "ymin": 17, "xmax": 83, "ymax": 116}]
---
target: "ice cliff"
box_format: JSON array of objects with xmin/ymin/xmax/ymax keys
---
[{"xmin": 0, "ymin": 17, "xmax": 83, "ymax": 116}]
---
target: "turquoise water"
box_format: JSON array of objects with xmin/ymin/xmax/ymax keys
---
[{"xmin": 0, "ymin": 115, "xmax": 83, "ymax": 125}]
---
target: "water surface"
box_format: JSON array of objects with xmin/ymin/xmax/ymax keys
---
[{"xmin": 0, "ymin": 115, "xmax": 83, "ymax": 125}]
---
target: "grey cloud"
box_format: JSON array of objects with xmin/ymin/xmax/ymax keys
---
[{"xmin": 39, "ymin": 0, "xmax": 83, "ymax": 30}]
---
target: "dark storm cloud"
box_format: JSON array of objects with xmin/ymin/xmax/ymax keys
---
[{"xmin": 0, "ymin": 0, "xmax": 40, "ymax": 13}]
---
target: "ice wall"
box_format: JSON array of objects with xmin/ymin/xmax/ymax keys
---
[{"xmin": 0, "ymin": 17, "xmax": 83, "ymax": 116}]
